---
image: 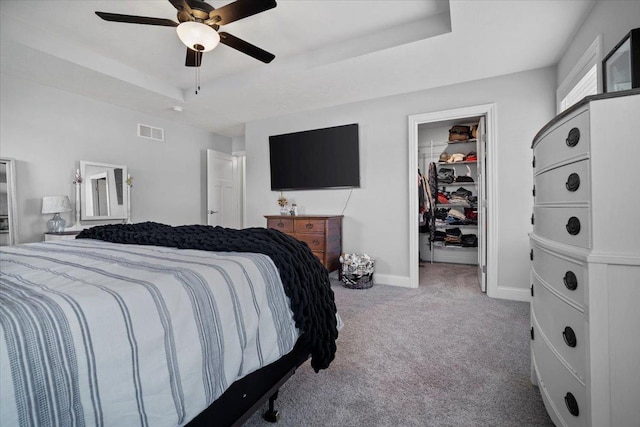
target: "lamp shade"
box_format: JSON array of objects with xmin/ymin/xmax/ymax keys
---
[
  {"xmin": 42, "ymin": 195, "xmax": 72, "ymax": 214},
  {"xmin": 176, "ymin": 22, "xmax": 220, "ymax": 52}
]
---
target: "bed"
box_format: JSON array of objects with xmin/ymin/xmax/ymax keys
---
[{"xmin": 0, "ymin": 223, "xmax": 339, "ymax": 427}]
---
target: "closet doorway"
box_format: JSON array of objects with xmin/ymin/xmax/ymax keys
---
[{"xmin": 408, "ymin": 104, "xmax": 497, "ymax": 295}]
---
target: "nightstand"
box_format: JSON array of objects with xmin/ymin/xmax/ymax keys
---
[{"xmin": 44, "ymin": 231, "xmax": 80, "ymax": 241}]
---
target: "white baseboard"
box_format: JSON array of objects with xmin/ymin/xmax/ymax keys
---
[
  {"xmin": 487, "ymin": 285, "xmax": 530, "ymax": 302},
  {"xmin": 334, "ymin": 271, "xmax": 530, "ymax": 299},
  {"xmin": 330, "ymin": 270, "xmax": 415, "ymax": 289},
  {"xmin": 374, "ymin": 273, "xmax": 416, "ymax": 289}
]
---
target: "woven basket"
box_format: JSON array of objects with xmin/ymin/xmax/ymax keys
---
[{"xmin": 342, "ymin": 273, "xmax": 374, "ymax": 289}]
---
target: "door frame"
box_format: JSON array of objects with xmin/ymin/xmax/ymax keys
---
[
  {"xmin": 232, "ymin": 151, "xmax": 246, "ymax": 228},
  {"xmin": 408, "ymin": 103, "xmax": 498, "ymax": 295},
  {"xmin": 0, "ymin": 157, "xmax": 18, "ymax": 245}
]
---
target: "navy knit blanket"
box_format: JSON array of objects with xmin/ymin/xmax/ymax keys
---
[{"xmin": 77, "ymin": 222, "xmax": 338, "ymax": 372}]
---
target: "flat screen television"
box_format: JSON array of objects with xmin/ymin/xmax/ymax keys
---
[{"xmin": 269, "ymin": 123, "xmax": 360, "ymax": 190}]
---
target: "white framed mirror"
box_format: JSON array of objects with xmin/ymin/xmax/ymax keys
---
[{"xmin": 80, "ymin": 160, "xmax": 128, "ymax": 221}]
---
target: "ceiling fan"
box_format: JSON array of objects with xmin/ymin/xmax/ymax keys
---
[{"xmin": 95, "ymin": 0, "xmax": 277, "ymax": 67}]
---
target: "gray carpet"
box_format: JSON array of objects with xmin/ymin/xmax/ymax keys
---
[{"xmin": 243, "ymin": 263, "xmax": 553, "ymax": 426}]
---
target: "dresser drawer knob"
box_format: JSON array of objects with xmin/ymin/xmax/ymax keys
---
[
  {"xmin": 564, "ymin": 392, "xmax": 580, "ymax": 417},
  {"xmin": 566, "ymin": 127, "xmax": 580, "ymax": 147},
  {"xmin": 277, "ymin": 222, "xmax": 285, "ymax": 228},
  {"xmin": 563, "ymin": 271, "xmax": 578, "ymax": 291},
  {"xmin": 562, "ymin": 326, "xmax": 577, "ymax": 348},
  {"xmin": 312, "ymin": 239, "xmax": 320, "ymax": 245},
  {"xmin": 305, "ymin": 223, "xmax": 313, "ymax": 229},
  {"xmin": 565, "ymin": 173, "xmax": 581, "ymax": 192},
  {"xmin": 566, "ymin": 217, "xmax": 581, "ymax": 235}
]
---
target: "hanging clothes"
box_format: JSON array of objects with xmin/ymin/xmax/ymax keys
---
[
  {"xmin": 418, "ymin": 170, "xmax": 430, "ymax": 221},
  {"xmin": 418, "ymin": 170, "xmax": 426, "ymax": 223},
  {"xmin": 426, "ymin": 162, "xmax": 438, "ymax": 243}
]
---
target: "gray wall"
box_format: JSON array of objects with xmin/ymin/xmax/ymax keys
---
[
  {"xmin": 0, "ymin": 73, "xmax": 231, "ymax": 243},
  {"xmin": 245, "ymin": 67, "xmax": 556, "ymax": 298},
  {"xmin": 557, "ymin": 0, "xmax": 640, "ymax": 87}
]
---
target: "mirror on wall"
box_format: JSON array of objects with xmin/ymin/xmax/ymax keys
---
[
  {"xmin": 0, "ymin": 158, "xmax": 18, "ymax": 245},
  {"xmin": 80, "ymin": 160, "xmax": 128, "ymax": 221}
]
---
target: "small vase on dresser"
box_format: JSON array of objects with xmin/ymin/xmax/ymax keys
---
[{"xmin": 529, "ymin": 89, "xmax": 640, "ymax": 426}]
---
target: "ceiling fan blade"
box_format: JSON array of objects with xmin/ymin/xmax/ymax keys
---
[
  {"xmin": 185, "ymin": 48, "xmax": 203, "ymax": 67},
  {"xmin": 209, "ymin": 0, "xmax": 277, "ymax": 26},
  {"xmin": 168, "ymin": 0, "xmax": 186, "ymax": 10},
  {"xmin": 219, "ymin": 32, "xmax": 275, "ymax": 63},
  {"xmin": 169, "ymin": 0, "xmax": 194, "ymax": 22},
  {"xmin": 95, "ymin": 12, "xmax": 179, "ymax": 27}
]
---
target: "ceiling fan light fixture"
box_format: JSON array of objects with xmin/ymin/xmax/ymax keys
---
[{"xmin": 176, "ymin": 22, "xmax": 220, "ymax": 52}]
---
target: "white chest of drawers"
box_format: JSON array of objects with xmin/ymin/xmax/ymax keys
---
[{"xmin": 530, "ymin": 90, "xmax": 640, "ymax": 427}]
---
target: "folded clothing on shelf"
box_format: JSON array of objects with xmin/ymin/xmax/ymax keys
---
[
  {"xmin": 455, "ymin": 175, "xmax": 474, "ymax": 183},
  {"xmin": 444, "ymin": 227, "xmax": 462, "ymax": 244},
  {"xmin": 437, "ymin": 168, "xmax": 455, "ymax": 183},
  {"xmin": 461, "ymin": 234, "xmax": 478, "ymax": 247},
  {"xmin": 447, "ymin": 153, "xmax": 466, "ymax": 163}
]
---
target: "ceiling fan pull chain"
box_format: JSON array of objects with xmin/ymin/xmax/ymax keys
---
[{"xmin": 195, "ymin": 66, "xmax": 200, "ymax": 95}]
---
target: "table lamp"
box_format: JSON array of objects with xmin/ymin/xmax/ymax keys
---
[{"xmin": 42, "ymin": 195, "xmax": 72, "ymax": 232}]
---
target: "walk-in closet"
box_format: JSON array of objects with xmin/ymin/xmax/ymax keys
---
[{"xmin": 417, "ymin": 115, "xmax": 488, "ymax": 290}]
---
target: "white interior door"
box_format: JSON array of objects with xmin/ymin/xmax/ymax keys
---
[
  {"xmin": 207, "ymin": 150, "xmax": 238, "ymax": 228},
  {"xmin": 477, "ymin": 116, "xmax": 487, "ymax": 292}
]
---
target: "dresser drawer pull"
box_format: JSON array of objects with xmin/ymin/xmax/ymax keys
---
[
  {"xmin": 530, "ymin": 249, "xmax": 534, "ymax": 261},
  {"xmin": 532, "ymin": 156, "xmax": 535, "ymax": 168},
  {"xmin": 530, "ymin": 327, "xmax": 534, "ymax": 340},
  {"xmin": 531, "ymin": 213, "xmax": 535, "ymax": 225},
  {"xmin": 566, "ymin": 127, "xmax": 580, "ymax": 147},
  {"xmin": 532, "ymin": 185, "xmax": 535, "ymax": 197},
  {"xmin": 564, "ymin": 392, "xmax": 580, "ymax": 417},
  {"xmin": 565, "ymin": 173, "xmax": 580, "ymax": 192},
  {"xmin": 305, "ymin": 223, "xmax": 314, "ymax": 230},
  {"xmin": 562, "ymin": 326, "xmax": 577, "ymax": 348},
  {"xmin": 530, "ymin": 284, "xmax": 534, "ymax": 297},
  {"xmin": 563, "ymin": 271, "xmax": 578, "ymax": 291},
  {"xmin": 277, "ymin": 222, "xmax": 285, "ymax": 228},
  {"xmin": 312, "ymin": 239, "xmax": 320, "ymax": 246},
  {"xmin": 566, "ymin": 217, "xmax": 581, "ymax": 235}
]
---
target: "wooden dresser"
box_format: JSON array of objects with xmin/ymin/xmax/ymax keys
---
[
  {"xmin": 530, "ymin": 90, "xmax": 640, "ymax": 426},
  {"xmin": 265, "ymin": 215, "xmax": 343, "ymax": 272}
]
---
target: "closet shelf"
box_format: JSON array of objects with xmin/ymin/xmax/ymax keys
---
[
  {"xmin": 435, "ymin": 224, "xmax": 477, "ymax": 229},
  {"xmin": 439, "ymin": 183, "xmax": 476, "ymax": 187},
  {"xmin": 432, "ymin": 242, "xmax": 478, "ymax": 249},
  {"xmin": 436, "ymin": 203, "xmax": 477, "ymax": 208},
  {"xmin": 438, "ymin": 161, "xmax": 477, "ymax": 165},
  {"xmin": 443, "ymin": 138, "xmax": 477, "ymax": 145}
]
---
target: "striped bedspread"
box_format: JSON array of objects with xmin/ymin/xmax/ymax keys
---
[{"xmin": 0, "ymin": 239, "xmax": 299, "ymax": 427}]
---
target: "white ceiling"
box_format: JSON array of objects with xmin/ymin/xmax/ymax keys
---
[{"xmin": 0, "ymin": 0, "xmax": 595, "ymax": 137}]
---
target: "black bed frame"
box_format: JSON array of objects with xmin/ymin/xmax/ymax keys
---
[{"xmin": 186, "ymin": 341, "xmax": 310, "ymax": 427}]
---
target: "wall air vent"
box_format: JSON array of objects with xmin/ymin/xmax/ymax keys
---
[{"xmin": 137, "ymin": 123, "xmax": 164, "ymax": 141}]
